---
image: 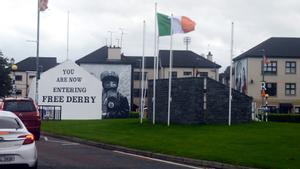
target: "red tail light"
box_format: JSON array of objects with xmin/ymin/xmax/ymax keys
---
[
  {"xmin": 0, "ymin": 131, "xmax": 9, "ymax": 135},
  {"xmin": 18, "ymin": 134, "xmax": 35, "ymax": 145}
]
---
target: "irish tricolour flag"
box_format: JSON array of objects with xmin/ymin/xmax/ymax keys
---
[{"xmin": 157, "ymin": 13, "xmax": 196, "ymax": 36}]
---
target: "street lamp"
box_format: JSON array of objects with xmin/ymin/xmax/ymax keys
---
[{"xmin": 10, "ymin": 58, "xmax": 18, "ymax": 97}]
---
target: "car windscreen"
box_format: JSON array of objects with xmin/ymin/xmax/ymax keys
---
[
  {"xmin": 0, "ymin": 117, "xmax": 22, "ymax": 129},
  {"xmin": 3, "ymin": 101, "xmax": 36, "ymax": 112}
]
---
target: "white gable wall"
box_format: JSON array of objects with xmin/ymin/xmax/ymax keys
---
[{"xmin": 29, "ymin": 60, "xmax": 102, "ymax": 120}]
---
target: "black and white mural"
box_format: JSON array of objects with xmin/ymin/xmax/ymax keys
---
[
  {"xmin": 80, "ymin": 64, "xmax": 131, "ymax": 118},
  {"xmin": 234, "ymin": 59, "xmax": 248, "ymax": 94}
]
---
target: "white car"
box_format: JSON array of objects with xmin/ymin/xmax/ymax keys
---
[{"xmin": 0, "ymin": 111, "xmax": 38, "ymax": 168}]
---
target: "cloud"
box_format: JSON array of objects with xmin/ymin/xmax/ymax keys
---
[{"xmin": 1, "ymin": 0, "xmax": 300, "ymax": 71}]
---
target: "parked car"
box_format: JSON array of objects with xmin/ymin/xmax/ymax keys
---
[
  {"xmin": 0, "ymin": 111, "xmax": 38, "ymax": 168},
  {"xmin": 0, "ymin": 98, "xmax": 41, "ymax": 140}
]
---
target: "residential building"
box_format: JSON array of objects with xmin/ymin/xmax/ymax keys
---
[
  {"xmin": 13, "ymin": 57, "xmax": 58, "ymax": 97},
  {"xmin": 233, "ymin": 37, "xmax": 300, "ymax": 113},
  {"xmin": 76, "ymin": 46, "xmax": 221, "ymax": 110},
  {"xmin": 219, "ymin": 66, "xmax": 231, "ymax": 86}
]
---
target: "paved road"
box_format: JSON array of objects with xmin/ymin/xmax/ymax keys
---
[{"xmin": 36, "ymin": 136, "xmax": 207, "ymax": 169}]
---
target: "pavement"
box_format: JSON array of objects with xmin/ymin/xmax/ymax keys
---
[
  {"xmin": 37, "ymin": 135, "xmax": 209, "ymax": 169},
  {"xmin": 40, "ymin": 132, "xmax": 258, "ymax": 169}
]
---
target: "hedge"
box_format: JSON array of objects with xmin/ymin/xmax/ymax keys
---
[{"xmin": 268, "ymin": 113, "xmax": 300, "ymax": 123}]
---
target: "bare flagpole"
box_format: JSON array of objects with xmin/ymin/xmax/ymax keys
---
[
  {"xmin": 67, "ymin": 11, "xmax": 70, "ymax": 60},
  {"xmin": 140, "ymin": 20, "xmax": 146, "ymax": 124},
  {"xmin": 35, "ymin": 0, "xmax": 41, "ymax": 105},
  {"xmin": 152, "ymin": 2, "xmax": 158, "ymax": 124},
  {"xmin": 228, "ymin": 22, "xmax": 234, "ymax": 126},
  {"xmin": 167, "ymin": 14, "xmax": 173, "ymax": 127}
]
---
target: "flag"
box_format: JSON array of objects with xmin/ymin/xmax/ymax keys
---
[
  {"xmin": 39, "ymin": 0, "xmax": 48, "ymax": 11},
  {"xmin": 263, "ymin": 55, "xmax": 269, "ymax": 64},
  {"xmin": 157, "ymin": 13, "xmax": 171, "ymax": 36},
  {"xmin": 157, "ymin": 13, "xmax": 196, "ymax": 36}
]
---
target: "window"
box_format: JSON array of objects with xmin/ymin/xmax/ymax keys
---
[
  {"xmin": 3, "ymin": 100, "xmax": 36, "ymax": 112},
  {"xmin": 169, "ymin": 71, "xmax": 177, "ymax": 78},
  {"xmin": 133, "ymin": 72, "xmax": 140, "ymax": 80},
  {"xmin": 263, "ymin": 61, "xmax": 277, "ymax": 75},
  {"xmin": 29, "ymin": 75, "xmax": 35, "ymax": 79},
  {"xmin": 0, "ymin": 117, "xmax": 22, "ymax": 129},
  {"xmin": 172, "ymin": 72, "xmax": 177, "ymax": 78},
  {"xmin": 266, "ymin": 83, "xmax": 277, "ymax": 96},
  {"xmin": 133, "ymin": 89, "xmax": 140, "ymax": 97},
  {"xmin": 183, "ymin": 72, "xmax": 192, "ymax": 76},
  {"xmin": 133, "ymin": 89, "xmax": 148, "ymax": 97},
  {"xmin": 286, "ymin": 61, "xmax": 296, "ymax": 74},
  {"xmin": 15, "ymin": 75, "xmax": 22, "ymax": 81},
  {"xmin": 285, "ymin": 83, "xmax": 296, "ymax": 96},
  {"xmin": 16, "ymin": 89, "xmax": 22, "ymax": 95},
  {"xmin": 196, "ymin": 72, "xmax": 208, "ymax": 77},
  {"xmin": 133, "ymin": 72, "xmax": 147, "ymax": 80}
]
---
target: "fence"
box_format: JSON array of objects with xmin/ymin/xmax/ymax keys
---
[{"xmin": 39, "ymin": 105, "xmax": 62, "ymax": 120}]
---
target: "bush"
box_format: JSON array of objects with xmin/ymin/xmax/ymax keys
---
[{"xmin": 268, "ymin": 114, "xmax": 300, "ymax": 123}]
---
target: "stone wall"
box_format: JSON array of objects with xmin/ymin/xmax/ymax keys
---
[{"xmin": 148, "ymin": 77, "xmax": 252, "ymax": 124}]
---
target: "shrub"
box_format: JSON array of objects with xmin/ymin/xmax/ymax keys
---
[{"xmin": 268, "ymin": 113, "xmax": 300, "ymax": 123}]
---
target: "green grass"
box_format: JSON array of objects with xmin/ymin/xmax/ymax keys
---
[{"xmin": 42, "ymin": 119, "xmax": 300, "ymax": 169}]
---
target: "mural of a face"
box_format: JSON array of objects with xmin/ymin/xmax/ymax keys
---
[
  {"xmin": 235, "ymin": 60, "xmax": 247, "ymax": 94},
  {"xmin": 100, "ymin": 71, "xmax": 129, "ymax": 118}
]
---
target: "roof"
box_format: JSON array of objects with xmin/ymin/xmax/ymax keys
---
[
  {"xmin": 16, "ymin": 57, "xmax": 57, "ymax": 72},
  {"xmin": 122, "ymin": 56, "xmax": 154, "ymax": 68},
  {"xmin": 76, "ymin": 46, "xmax": 221, "ymax": 69},
  {"xmin": 159, "ymin": 50, "xmax": 221, "ymax": 68},
  {"xmin": 0, "ymin": 111, "xmax": 18, "ymax": 118},
  {"xmin": 75, "ymin": 46, "xmax": 108, "ymax": 64},
  {"xmin": 75, "ymin": 46, "xmax": 135, "ymax": 65},
  {"xmin": 233, "ymin": 37, "xmax": 300, "ymax": 61}
]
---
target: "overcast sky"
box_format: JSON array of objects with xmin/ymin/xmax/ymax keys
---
[{"xmin": 1, "ymin": 0, "xmax": 300, "ymax": 71}]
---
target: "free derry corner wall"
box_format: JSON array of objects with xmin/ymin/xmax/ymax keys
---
[
  {"xmin": 29, "ymin": 60, "xmax": 102, "ymax": 119},
  {"xmin": 148, "ymin": 77, "xmax": 253, "ymax": 124}
]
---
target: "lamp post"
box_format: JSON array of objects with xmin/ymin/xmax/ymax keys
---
[{"xmin": 10, "ymin": 58, "xmax": 18, "ymax": 97}]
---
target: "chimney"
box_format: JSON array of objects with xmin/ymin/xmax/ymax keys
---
[
  {"xmin": 108, "ymin": 46, "xmax": 121, "ymax": 60},
  {"xmin": 207, "ymin": 51, "xmax": 213, "ymax": 61}
]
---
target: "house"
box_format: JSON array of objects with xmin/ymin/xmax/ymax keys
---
[
  {"xmin": 233, "ymin": 37, "xmax": 300, "ymax": 113},
  {"xmin": 13, "ymin": 57, "xmax": 57, "ymax": 97},
  {"xmin": 76, "ymin": 46, "xmax": 221, "ymax": 110}
]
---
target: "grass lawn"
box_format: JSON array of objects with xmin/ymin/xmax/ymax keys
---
[{"xmin": 42, "ymin": 119, "xmax": 300, "ymax": 169}]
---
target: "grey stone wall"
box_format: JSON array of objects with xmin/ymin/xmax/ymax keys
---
[{"xmin": 148, "ymin": 77, "xmax": 252, "ymax": 124}]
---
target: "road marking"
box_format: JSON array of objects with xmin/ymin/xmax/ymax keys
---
[
  {"xmin": 42, "ymin": 137, "xmax": 80, "ymax": 146},
  {"xmin": 61, "ymin": 143, "xmax": 80, "ymax": 146},
  {"xmin": 113, "ymin": 150, "xmax": 208, "ymax": 169}
]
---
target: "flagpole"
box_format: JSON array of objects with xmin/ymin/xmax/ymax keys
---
[
  {"xmin": 228, "ymin": 22, "xmax": 234, "ymax": 126},
  {"xmin": 167, "ymin": 14, "xmax": 173, "ymax": 127},
  {"xmin": 152, "ymin": 3, "xmax": 157, "ymax": 125},
  {"xmin": 140, "ymin": 20, "xmax": 146, "ymax": 124},
  {"xmin": 35, "ymin": 0, "xmax": 40, "ymax": 105},
  {"xmin": 67, "ymin": 11, "xmax": 70, "ymax": 60}
]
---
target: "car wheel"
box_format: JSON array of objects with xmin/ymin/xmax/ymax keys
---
[{"xmin": 29, "ymin": 160, "xmax": 38, "ymax": 169}]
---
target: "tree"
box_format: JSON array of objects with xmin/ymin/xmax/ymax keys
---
[{"xmin": 0, "ymin": 51, "xmax": 12, "ymax": 97}]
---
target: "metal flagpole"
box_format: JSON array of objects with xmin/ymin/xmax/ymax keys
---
[
  {"xmin": 35, "ymin": 0, "xmax": 41, "ymax": 105},
  {"xmin": 167, "ymin": 14, "xmax": 173, "ymax": 127},
  {"xmin": 67, "ymin": 11, "xmax": 70, "ymax": 60},
  {"xmin": 152, "ymin": 3, "xmax": 157, "ymax": 125},
  {"xmin": 228, "ymin": 22, "xmax": 234, "ymax": 126},
  {"xmin": 140, "ymin": 20, "xmax": 146, "ymax": 124}
]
